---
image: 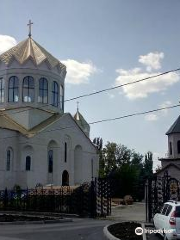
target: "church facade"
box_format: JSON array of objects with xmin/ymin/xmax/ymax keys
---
[
  {"xmin": 157, "ymin": 115, "xmax": 180, "ymax": 181},
  {"xmin": 0, "ymin": 36, "xmax": 99, "ymax": 189}
]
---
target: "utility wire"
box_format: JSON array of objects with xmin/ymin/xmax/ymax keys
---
[
  {"xmin": 89, "ymin": 104, "xmax": 180, "ymax": 124},
  {"xmin": 13, "ymin": 103, "xmax": 180, "ymax": 138},
  {"xmin": 0, "ymin": 104, "xmax": 179, "ymax": 141},
  {"xmin": 65, "ymin": 67, "xmax": 180, "ymax": 102},
  {"xmin": 2, "ymin": 66, "xmax": 180, "ymax": 118}
]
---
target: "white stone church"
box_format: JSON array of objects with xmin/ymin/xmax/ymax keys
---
[{"xmin": 0, "ymin": 33, "xmax": 99, "ymax": 189}]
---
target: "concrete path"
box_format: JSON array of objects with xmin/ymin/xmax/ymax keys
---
[{"xmin": 108, "ymin": 202, "xmax": 146, "ymax": 222}]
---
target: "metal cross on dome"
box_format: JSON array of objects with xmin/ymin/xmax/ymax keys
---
[
  {"xmin": 77, "ymin": 101, "xmax": 79, "ymax": 111},
  {"xmin": 27, "ymin": 20, "xmax": 33, "ymax": 37}
]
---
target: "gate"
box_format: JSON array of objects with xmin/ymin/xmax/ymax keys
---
[
  {"xmin": 95, "ymin": 178, "xmax": 111, "ymax": 217},
  {"xmin": 146, "ymin": 171, "xmax": 180, "ymax": 222}
]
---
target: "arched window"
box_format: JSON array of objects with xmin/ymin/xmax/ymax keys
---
[
  {"xmin": 8, "ymin": 76, "xmax": 19, "ymax": 102},
  {"xmin": 169, "ymin": 142, "xmax": 172, "ymax": 155},
  {"xmin": 62, "ymin": 170, "xmax": 69, "ymax": 186},
  {"xmin": 0, "ymin": 78, "xmax": 5, "ymax": 103},
  {"xmin": 26, "ymin": 156, "xmax": 31, "ymax": 171},
  {"xmin": 23, "ymin": 76, "xmax": 34, "ymax": 102},
  {"xmin": 52, "ymin": 81, "xmax": 59, "ymax": 107},
  {"xmin": 177, "ymin": 141, "xmax": 180, "ymax": 154},
  {"xmin": 60, "ymin": 85, "xmax": 64, "ymax": 110},
  {"xmin": 38, "ymin": 78, "xmax": 48, "ymax": 103},
  {"xmin": 6, "ymin": 149, "xmax": 11, "ymax": 171},
  {"xmin": 64, "ymin": 142, "xmax": 67, "ymax": 162},
  {"xmin": 48, "ymin": 150, "xmax": 53, "ymax": 173}
]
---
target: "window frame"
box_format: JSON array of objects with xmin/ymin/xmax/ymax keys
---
[
  {"xmin": 26, "ymin": 156, "xmax": 31, "ymax": 171},
  {"xmin": 161, "ymin": 204, "xmax": 169, "ymax": 215},
  {"xmin": 22, "ymin": 76, "xmax": 35, "ymax": 103},
  {"xmin": 6, "ymin": 149, "xmax": 11, "ymax": 171},
  {"xmin": 0, "ymin": 78, "xmax": 5, "ymax": 103},
  {"xmin": 52, "ymin": 81, "xmax": 59, "ymax": 107},
  {"xmin": 60, "ymin": 85, "xmax": 64, "ymax": 110},
  {"xmin": 64, "ymin": 142, "xmax": 67, "ymax": 163},
  {"xmin": 177, "ymin": 140, "xmax": 180, "ymax": 154},
  {"xmin": 169, "ymin": 142, "xmax": 172, "ymax": 155},
  {"xmin": 165, "ymin": 205, "xmax": 172, "ymax": 216},
  {"xmin": 8, "ymin": 76, "xmax": 19, "ymax": 102},
  {"xmin": 38, "ymin": 77, "xmax": 48, "ymax": 104},
  {"xmin": 48, "ymin": 150, "xmax": 53, "ymax": 173}
]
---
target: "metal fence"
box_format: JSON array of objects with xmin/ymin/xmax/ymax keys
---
[
  {"xmin": 145, "ymin": 171, "xmax": 180, "ymax": 222},
  {"xmin": 0, "ymin": 178, "xmax": 111, "ymax": 218}
]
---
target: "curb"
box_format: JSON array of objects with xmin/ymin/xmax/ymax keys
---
[
  {"xmin": 0, "ymin": 211, "xmax": 79, "ymax": 218},
  {"xmin": 141, "ymin": 223, "xmax": 147, "ymax": 240},
  {"xmin": 103, "ymin": 222, "xmax": 147, "ymax": 240},
  {"xmin": 0, "ymin": 218, "xmax": 72, "ymax": 225},
  {"xmin": 103, "ymin": 225, "xmax": 120, "ymax": 240}
]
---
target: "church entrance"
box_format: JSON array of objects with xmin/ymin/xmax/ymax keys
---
[{"xmin": 62, "ymin": 170, "xmax": 69, "ymax": 186}]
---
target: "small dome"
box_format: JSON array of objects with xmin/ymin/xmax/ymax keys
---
[
  {"xmin": 0, "ymin": 37, "xmax": 66, "ymax": 70},
  {"xmin": 74, "ymin": 110, "xmax": 90, "ymax": 137}
]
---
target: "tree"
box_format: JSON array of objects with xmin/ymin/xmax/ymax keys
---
[
  {"xmin": 97, "ymin": 141, "xmax": 154, "ymax": 200},
  {"xmin": 93, "ymin": 137, "xmax": 105, "ymax": 177},
  {"xmin": 143, "ymin": 151, "xmax": 153, "ymax": 178}
]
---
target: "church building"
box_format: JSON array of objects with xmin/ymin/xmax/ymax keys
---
[
  {"xmin": 157, "ymin": 115, "xmax": 180, "ymax": 181},
  {"xmin": 0, "ymin": 27, "xmax": 99, "ymax": 189}
]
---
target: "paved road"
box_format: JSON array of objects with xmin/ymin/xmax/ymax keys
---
[
  {"xmin": 0, "ymin": 203, "xmax": 146, "ymax": 240},
  {"xmin": 147, "ymin": 233, "xmax": 162, "ymax": 240},
  {"xmin": 0, "ymin": 218, "xmax": 112, "ymax": 240}
]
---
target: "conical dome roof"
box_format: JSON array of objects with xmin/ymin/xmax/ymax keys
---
[
  {"xmin": 166, "ymin": 115, "xmax": 180, "ymax": 135},
  {"xmin": 74, "ymin": 110, "xmax": 89, "ymax": 128},
  {"xmin": 74, "ymin": 109, "xmax": 90, "ymax": 137},
  {"xmin": 0, "ymin": 37, "xmax": 66, "ymax": 70}
]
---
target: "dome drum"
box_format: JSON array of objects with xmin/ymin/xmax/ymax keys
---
[{"xmin": 0, "ymin": 70, "xmax": 65, "ymax": 113}]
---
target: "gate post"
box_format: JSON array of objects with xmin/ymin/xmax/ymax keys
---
[{"xmin": 145, "ymin": 180, "xmax": 148, "ymax": 222}]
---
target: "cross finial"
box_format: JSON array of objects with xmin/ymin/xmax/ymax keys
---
[
  {"xmin": 77, "ymin": 101, "xmax": 79, "ymax": 112},
  {"xmin": 27, "ymin": 20, "xmax": 33, "ymax": 38}
]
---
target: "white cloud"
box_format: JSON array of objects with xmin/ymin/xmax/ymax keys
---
[
  {"xmin": 159, "ymin": 100, "xmax": 172, "ymax": 115},
  {"xmin": 0, "ymin": 35, "xmax": 17, "ymax": 54},
  {"xmin": 145, "ymin": 114, "xmax": 158, "ymax": 121},
  {"xmin": 107, "ymin": 93, "xmax": 115, "ymax": 99},
  {"xmin": 62, "ymin": 59, "xmax": 97, "ymax": 85},
  {"xmin": 139, "ymin": 52, "xmax": 164, "ymax": 72},
  {"xmin": 115, "ymin": 67, "xmax": 179, "ymax": 100}
]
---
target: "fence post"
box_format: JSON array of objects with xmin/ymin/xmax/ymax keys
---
[
  {"xmin": 4, "ymin": 188, "xmax": 8, "ymax": 210},
  {"xmin": 90, "ymin": 180, "xmax": 96, "ymax": 218},
  {"xmin": 145, "ymin": 180, "xmax": 148, "ymax": 222}
]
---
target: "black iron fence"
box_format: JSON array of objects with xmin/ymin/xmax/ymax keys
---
[
  {"xmin": 145, "ymin": 171, "xmax": 180, "ymax": 222},
  {"xmin": 0, "ymin": 178, "xmax": 111, "ymax": 218}
]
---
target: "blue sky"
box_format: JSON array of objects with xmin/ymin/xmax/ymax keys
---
[{"xmin": 1, "ymin": 0, "xmax": 180, "ymax": 168}]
